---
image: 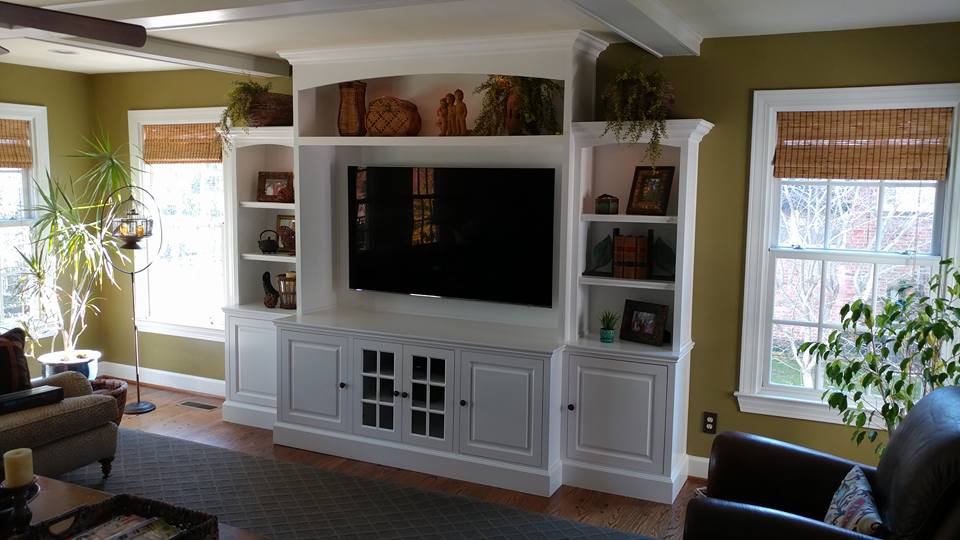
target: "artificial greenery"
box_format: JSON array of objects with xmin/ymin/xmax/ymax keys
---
[
  {"xmin": 800, "ymin": 259, "xmax": 960, "ymax": 455},
  {"xmin": 601, "ymin": 65, "xmax": 674, "ymax": 166},
  {"xmin": 599, "ymin": 310, "xmax": 621, "ymax": 331},
  {"xmin": 472, "ymin": 75, "xmax": 562, "ymax": 136},
  {"xmin": 16, "ymin": 133, "xmax": 129, "ymax": 357},
  {"xmin": 219, "ymin": 80, "xmax": 272, "ymax": 147}
]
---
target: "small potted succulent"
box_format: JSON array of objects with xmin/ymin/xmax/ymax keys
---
[{"xmin": 599, "ymin": 310, "xmax": 621, "ymax": 343}]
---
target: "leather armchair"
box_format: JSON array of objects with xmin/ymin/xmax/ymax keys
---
[{"xmin": 685, "ymin": 386, "xmax": 960, "ymax": 539}]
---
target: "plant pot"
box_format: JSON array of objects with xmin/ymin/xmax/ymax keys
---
[
  {"xmin": 246, "ymin": 92, "xmax": 293, "ymax": 127},
  {"xmin": 37, "ymin": 349, "xmax": 102, "ymax": 380},
  {"xmin": 599, "ymin": 329, "xmax": 616, "ymax": 343}
]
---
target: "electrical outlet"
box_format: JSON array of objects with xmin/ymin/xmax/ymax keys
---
[{"xmin": 702, "ymin": 411, "xmax": 718, "ymax": 434}]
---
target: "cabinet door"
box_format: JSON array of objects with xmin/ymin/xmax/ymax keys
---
[
  {"xmin": 226, "ymin": 316, "xmax": 278, "ymax": 408},
  {"xmin": 353, "ymin": 340, "xmax": 403, "ymax": 441},
  {"xmin": 278, "ymin": 330, "xmax": 350, "ymax": 432},
  {"xmin": 566, "ymin": 355, "xmax": 667, "ymax": 474},
  {"xmin": 402, "ymin": 345, "xmax": 454, "ymax": 451},
  {"xmin": 458, "ymin": 351, "xmax": 543, "ymax": 467}
]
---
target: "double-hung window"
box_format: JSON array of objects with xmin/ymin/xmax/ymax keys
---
[
  {"xmin": 128, "ymin": 108, "xmax": 226, "ymax": 341},
  {"xmin": 0, "ymin": 103, "xmax": 50, "ymax": 333},
  {"xmin": 738, "ymin": 85, "xmax": 960, "ymax": 423}
]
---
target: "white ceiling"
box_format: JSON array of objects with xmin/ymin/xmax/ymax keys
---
[{"xmin": 0, "ymin": 37, "xmax": 184, "ymax": 73}]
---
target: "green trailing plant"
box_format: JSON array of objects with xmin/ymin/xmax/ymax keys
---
[
  {"xmin": 599, "ymin": 310, "xmax": 621, "ymax": 331},
  {"xmin": 219, "ymin": 80, "xmax": 272, "ymax": 147},
  {"xmin": 601, "ymin": 65, "xmax": 674, "ymax": 166},
  {"xmin": 16, "ymin": 134, "xmax": 130, "ymax": 357},
  {"xmin": 800, "ymin": 259, "xmax": 960, "ymax": 455},
  {"xmin": 472, "ymin": 75, "xmax": 562, "ymax": 136}
]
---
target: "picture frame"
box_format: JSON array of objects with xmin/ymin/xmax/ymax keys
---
[
  {"xmin": 626, "ymin": 166, "xmax": 674, "ymax": 215},
  {"xmin": 276, "ymin": 214, "xmax": 296, "ymax": 253},
  {"xmin": 620, "ymin": 300, "xmax": 669, "ymax": 345},
  {"xmin": 257, "ymin": 171, "xmax": 294, "ymax": 203}
]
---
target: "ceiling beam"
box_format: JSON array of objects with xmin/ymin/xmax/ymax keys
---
[{"xmin": 566, "ymin": 0, "xmax": 702, "ymax": 56}]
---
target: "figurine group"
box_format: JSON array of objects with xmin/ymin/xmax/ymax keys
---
[{"xmin": 436, "ymin": 89, "xmax": 468, "ymax": 136}]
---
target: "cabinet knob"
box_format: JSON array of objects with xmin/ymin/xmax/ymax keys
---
[
  {"xmin": 459, "ymin": 399, "xmax": 467, "ymax": 407},
  {"xmin": 393, "ymin": 390, "xmax": 400, "ymax": 397},
  {"xmin": 567, "ymin": 403, "xmax": 576, "ymax": 411},
  {"xmin": 339, "ymin": 382, "xmax": 347, "ymax": 389},
  {"xmin": 401, "ymin": 391, "xmax": 409, "ymax": 398}
]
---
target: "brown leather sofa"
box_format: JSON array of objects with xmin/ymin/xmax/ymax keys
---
[{"xmin": 684, "ymin": 386, "xmax": 960, "ymax": 539}]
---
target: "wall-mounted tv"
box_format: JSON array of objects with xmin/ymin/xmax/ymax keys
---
[{"xmin": 347, "ymin": 166, "xmax": 555, "ymax": 307}]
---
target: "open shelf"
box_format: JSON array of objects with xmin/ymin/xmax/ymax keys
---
[
  {"xmin": 582, "ymin": 214, "xmax": 678, "ymax": 224},
  {"xmin": 241, "ymin": 252, "xmax": 297, "ymax": 263},
  {"xmin": 567, "ymin": 334, "xmax": 691, "ymax": 361},
  {"xmin": 298, "ymin": 135, "xmax": 564, "ymax": 147},
  {"xmin": 240, "ymin": 201, "xmax": 296, "ymax": 210},
  {"xmin": 579, "ymin": 276, "xmax": 675, "ymax": 291}
]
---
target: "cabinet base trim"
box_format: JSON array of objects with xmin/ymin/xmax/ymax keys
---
[
  {"xmin": 223, "ymin": 400, "xmax": 276, "ymax": 430},
  {"xmin": 562, "ymin": 458, "xmax": 687, "ymax": 504},
  {"xmin": 273, "ymin": 422, "xmax": 561, "ymax": 496}
]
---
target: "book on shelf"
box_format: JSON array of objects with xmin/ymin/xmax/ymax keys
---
[{"xmin": 613, "ymin": 234, "xmax": 649, "ymax": 280}]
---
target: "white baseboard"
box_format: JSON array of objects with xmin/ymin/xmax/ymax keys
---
[
  {"xmin": 562, "ymin": 459, "xmax": 680, "ymax": 504},
  {"xmin": 687, "ymin": 455, "xmax": 709, "ymax": 479},
  {"xmin": 99, "ymin": 361, "xmax": 225, "ymax": 397},
  {"xmin": 222, "ymin": 400, "xmax": 276, "ymax": 429}
]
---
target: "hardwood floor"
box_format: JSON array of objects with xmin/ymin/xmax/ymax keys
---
[{"xmin": 118, "ymin": 383, "xmax": 704, "ymax": 539}]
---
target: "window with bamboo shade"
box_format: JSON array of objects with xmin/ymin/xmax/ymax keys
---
[
  {"xmin": 142, "ymin": 123, "xmax": 221, "ymax": 164},
  {"xmin": 0, "ymin": 118, "xmax": 32, "ymax": 169},
  {"xmin": 773, "ymin": 108, "xmax": 953, "ymax": 180}
]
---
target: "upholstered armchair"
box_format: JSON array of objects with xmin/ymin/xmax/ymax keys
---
[
  {"xmin": 685, "ymin": 386, "xmax": 960, "ymax": 540},
  {"xmin": 0, "ymin": 372, "xmax": 118, "ymax": 479}
]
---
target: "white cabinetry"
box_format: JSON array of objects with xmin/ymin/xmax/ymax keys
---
[
  {"xmin": 402, "ymin": 345, "xmax": 455, "ymax": 452},
  {"xmin": 278, "ymin": 330, "xmax": 350, "ymax": 432},
  {"xmin": 222, "ymin": 308, "xmax": 288, "ymax": 429}
]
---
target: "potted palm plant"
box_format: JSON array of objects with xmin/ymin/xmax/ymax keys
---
[
  {"xmin": 16, "ymin": 134, "xmax": 131, "ymax": 376},
  {"xmin": 599, "ymin": 310, "xmax": 621, "ymax": 343}
]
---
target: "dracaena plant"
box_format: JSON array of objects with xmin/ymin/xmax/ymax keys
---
[{"xmin": 800, "ymin": 259, "xmax": 960, "ymax": 455}]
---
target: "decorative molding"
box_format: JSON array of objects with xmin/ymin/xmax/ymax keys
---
[
  {"xmin": 571, "ymin": 120, "xmax": 715, "ymax": 147},
  {"xmin": 687, "ymin": 455, "xmax": 709, "ymax": 479},
  {"xmin": 562, "ymin": 458, "xmax": 681, "ymax": 504},
  {"xmin": 222, "ymin": 400, "xmax": 276, "ymax": 430},
  {"xmin": 99, "ymin": 361, "xmax": 225, "ymax": 397},
  {"xmin": 566, "ymin": 0, "xmax": 702, "ymax": 57}
]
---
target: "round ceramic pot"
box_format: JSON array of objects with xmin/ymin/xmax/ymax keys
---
[
  {"xmin": 599, "ymin": 329, "xmax": 616, "ymax": 343},
  {"xmin": 37, "ymin": 349, "xmax": 102, "ymax": 380}
]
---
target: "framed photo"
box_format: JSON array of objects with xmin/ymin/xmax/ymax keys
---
[
  {"xmin": 276, "ymin": 214, "xmax": 296, "ymax": 253},
  {"xmin": 620, "ymin": 300, "xmax": 669, "ymax": 345},
  {"xmin": 626, "ymin": 166, "xmax": 674, "ymax": 215},
  {"xmin": 257, "ymin": 171, "xmax": 294, "ymax": 203}
]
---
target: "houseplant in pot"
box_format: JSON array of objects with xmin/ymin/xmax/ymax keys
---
[
  {"xmin": 472, "ymin": 75, "xmax": 562, "ymax": 136},
  {"xmin": 16, "ymin": 134, "xmax": 130, "ymax": 377},
  {"xmin": 601, "ymin": 65, "xmax": 674, "ymax": 166},
  {"xmin": 218, "ymin": 80, "xmax": 293, "ymax": 147},
  {"xmin": 599, "ymin": 310, "xmax": 620, "ymax": 343}
]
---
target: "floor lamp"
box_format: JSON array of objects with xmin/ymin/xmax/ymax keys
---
[{"xmin": 104, "ymin": 185, "xmax": 162, "ymax": 415}]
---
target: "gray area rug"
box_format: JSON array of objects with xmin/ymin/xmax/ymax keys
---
[{"xmin": 58, "ymin": 429, "xmax": 653, "ymax": 539}]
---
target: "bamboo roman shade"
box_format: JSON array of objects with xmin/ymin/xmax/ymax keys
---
[
  {"xmin": 142, "ymin": 123, "xmax": 221, "ymax": 164},
  {"xmin": 0, "ymin": 118, "xmax": 33, "ymax": 169},
  {"xmin": 773, "ymin": 108, "xmax": 953, "ymax": 180}
]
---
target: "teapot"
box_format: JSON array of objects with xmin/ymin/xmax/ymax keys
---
[{"xmin": 258, "ymin": 230, "xmax": 279, "ymax": 254}]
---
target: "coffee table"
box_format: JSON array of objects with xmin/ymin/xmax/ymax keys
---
[{"xmin": 29, "ymin": 477, "xmax": 264, "ymax": 539}]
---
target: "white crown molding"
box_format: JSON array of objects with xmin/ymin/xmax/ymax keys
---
[{"xmin": 571, "ymin": 119, "xmax": 715, "ymax": 147}]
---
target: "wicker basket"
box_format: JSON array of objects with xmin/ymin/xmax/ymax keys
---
[
  {"xmin": 246, "ymin": 92, "xmax": 293, "ymax": 127},
  {"xmin": 338, "ymin": 81, "xmax": 367, "ymax": 136},
  {"xmin": 366, "ymin": 97, "xmax": 421, "ymax": 136}
]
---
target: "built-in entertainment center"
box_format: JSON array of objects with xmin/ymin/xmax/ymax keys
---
[{"xmin": 222, "ymin": 31, "xmax": 713, "ymax": 504}]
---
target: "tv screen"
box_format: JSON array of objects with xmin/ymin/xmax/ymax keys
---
[{"xmin": 348, "ymin": 166, "xmax": 555, "ymax": 307}]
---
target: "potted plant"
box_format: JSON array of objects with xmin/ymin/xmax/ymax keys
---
[
  {"xmin": 472, "ymin": 75, "xmax": 562, "ymax": 136},
  {"xmin": 601, "ymin": 65, "xmax": 674, "ymax": 166},
  {"xmin": 800, "ymin": 259, "xmax": 960, "ymax": 455},
  {"xmin": 16, "ymin": 134, "xmax": 131, "ymax": 375},
  {"xmin": 599, "ymin": 310, "xmax": 620, "ymax": 343},
  {"xmin": 218, "ymin": 80, "xmax": 293, "ymax": 147}
]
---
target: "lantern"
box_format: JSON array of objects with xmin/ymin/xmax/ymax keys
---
[{"xmin": 111, "ymin": 194, "xmax": 154, "ymax": 249}]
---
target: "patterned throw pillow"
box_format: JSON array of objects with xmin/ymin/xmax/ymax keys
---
[
  {"xmin": 0, "ymin": 328, "xmax": 30, "ymax": 395},
  {"xmin": 825, "ymin": 466, "xmax": 888, "ymax": 537}
]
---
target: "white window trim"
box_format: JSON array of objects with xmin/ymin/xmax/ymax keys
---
[
  {"xmin": 128, "ymin": 107, "xmax": 227, "ymax": 342},
  {"xmin": 738, "ymin": 84, "xmax": 960, "ymax": 425},
  {"xmin": 0, "ymin": 102, "xmax": 53, "ymax": 337}
]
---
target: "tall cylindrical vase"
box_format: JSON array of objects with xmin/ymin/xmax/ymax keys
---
[{"xmin": 338, "ymin": 81, "xmax": 367, "ymax": 136}]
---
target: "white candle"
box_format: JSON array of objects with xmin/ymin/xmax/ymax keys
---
[{"xmin": 3, "ymin": 448, "xmax": 34, "ymax": 488}]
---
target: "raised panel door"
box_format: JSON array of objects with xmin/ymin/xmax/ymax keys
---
[
  {"xmin": 279, "ymin": 330, "xmax": 350, "ymax": 432},
  {"xmin": 227, "ymin": 316, "xmax": 278, "ymax": 408}
]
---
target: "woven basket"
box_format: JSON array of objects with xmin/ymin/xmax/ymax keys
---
[
  {"xmin": 366, "ymin": 97, "xmax": 421, "ymax": 136},
  {"xmin": 246, "ymin": 92, "xmax": 293, "ymax": 127},
  {"xmin": 338, "ymin": 81, "xmax": 367, "ymax": 136}
]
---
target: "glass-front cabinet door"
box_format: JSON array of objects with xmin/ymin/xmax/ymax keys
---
[
  {"xmin": 353, "ymin": 340, "xmax": 402, "ymax": 441},
  {"xmin": 401, "ymin": 345, "xmax": 454, "ymax": 451}
]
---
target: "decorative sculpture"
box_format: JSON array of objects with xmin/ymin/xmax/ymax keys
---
[{"xmin": 436, "ymin": 98, "xmax": 449, "ymax": 136}]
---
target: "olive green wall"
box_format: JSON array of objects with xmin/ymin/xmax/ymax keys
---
[
  {"xmin": 0, "ymin": 63, "xmax": 100, "ymax": 376},
  {"xmin": 597, "ymin": 22, "xmax": 960, "ymax": 463},
  {"xmin": 88, "ymin": 70, "xmax": 291, "ymax": 380}
]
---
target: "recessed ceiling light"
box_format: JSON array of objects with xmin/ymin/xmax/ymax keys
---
[{"xmin": 49, "ymin": 49, "xmax": 78, "ymax": 55}]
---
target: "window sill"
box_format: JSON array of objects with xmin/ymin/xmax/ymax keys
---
[
  {"xmin": 135, "ymin": 319, "xmax": 225, "ymax": 343},
  {"xmin": 736, "ymin": 391, "xmax": 844, "ymax": 426}
]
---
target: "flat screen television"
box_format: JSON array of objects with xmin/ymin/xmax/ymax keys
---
[{"xmin": 347, "ymin": 166, "xmax": 555, "ymax": 307}]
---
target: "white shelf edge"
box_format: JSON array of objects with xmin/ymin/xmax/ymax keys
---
[
  {"xmin": 579, "ymin": 275, "xmax": 676, "ymax": 291},
  {"xmin": 581, "ymin": 214, "xmax": 678, "ymax": 224},
  {"xmin": 565, "ymin": 334, "xmax": 694, "ymax": 362},
  {"xmin": 297, "ymin": 135, "xmax": 564, "ymax": 147},
  {"xmin": 240, "ymin": 201, "xmax": 296, "ymax": 210},
  {"xmin": 223, "ymin": 303, "xmax": 296, "ymax": 319},
  {"xmin": 240, "ymin": 252, "xmax": 298, "ymax": 263}
]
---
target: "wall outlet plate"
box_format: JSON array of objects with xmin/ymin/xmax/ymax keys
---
[{"xmin": 702, "ymin": 411, "xmax": 717, "ymax": 434}]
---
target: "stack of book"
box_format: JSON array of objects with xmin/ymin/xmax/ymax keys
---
[{"xmin": 613, "ymin": 231, "xmax": 653, "ymax": 279}]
